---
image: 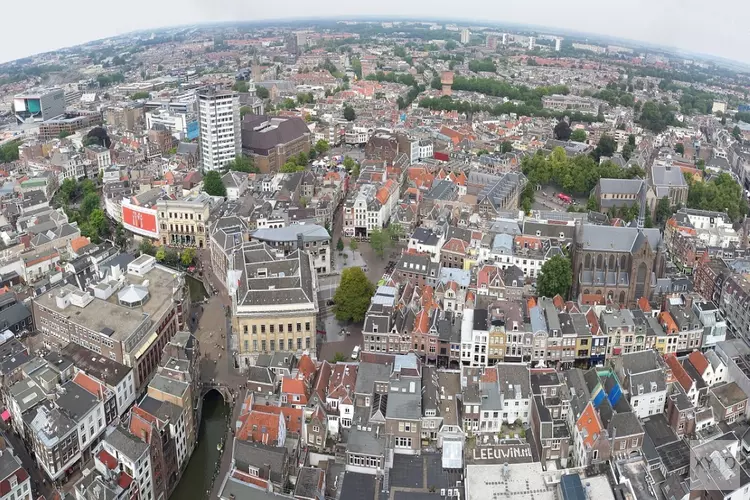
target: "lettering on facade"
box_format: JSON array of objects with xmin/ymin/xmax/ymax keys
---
[{"xmin": 470, "ymin": 445, "xmax": 534, "ymax": 464}]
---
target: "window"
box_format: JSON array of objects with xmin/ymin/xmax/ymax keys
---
[
  {"xmin": 243, "ymin": 325, "xmax": 248, "ymax": 334},
  {"xmin": 297, "ymin": 338, "xmax": 302, "ymax": 349},
  {"xmin": 270, "ymin": 340, "xmax": 275, "ymax": 351},
  {"xmin": 252, "ymin": 325, "xmax": 257, "ymax": 334},
  {"xmin": 288, "ymin": 339, "xmax": 293, "ymax": 350},
  {"xmin": 261, "ymin": 325, "xmax": 266, "ymax": 334},
  {"xmin": 395, "ymin": 437, "xmax": 412, "ymax": 448}
]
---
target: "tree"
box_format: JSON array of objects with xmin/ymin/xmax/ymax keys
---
[
  {"xmin": 369, "ymin": 229, "xmax": 390, "ymax": 258},
  {"xmin": 675, "ymin": 143, "xmax": 685, "ymax": 155},
  {"xmin": 553, "ymin": 120, "xmax": 571, "ymax": 141},
  {"xmin": 331, "ymin": 352, "xmax": 347, "ymax": 363},
  {"xmin": 181, "ymin": 248, "xmax": 196, "ymax": 267},
  {"xmin": 280, "ymin": 162, "xmax": 304, "ymax": 173},
  {"xmin": 296, "ymin": 151, "xmax": 309, "ymax": 166},
  {"xmin": 232, "ymin": 80, "xmax": 249, "ymax": 93},
  {"xmin": 225, "ymin": 155, "xmax": 257, "ymax": 173},
  {"xmin": 130, "ymin": 91, "xmax": 150, "ymax": 100},
  {"xmin": 114, "ymin": 223, "xmax": 127, "ymax": 248},
  {"xmin": 139, "ymin": 239, "xmax": 156, "ymax": 256},
  {"xmin": 80, "ymin": 193, "xmax": 100, "ymax": 218},
  {"xmin": 536, "ymin": 255, "xmax": 573, "ymax": 298},
  {"xmin": 592, "ymin": 134, "xmax": 617, "ymax": 161},
  {"xmin": 155, "ymin": 247, "xmax": 166, "ymax": 262},
  {"xmin": 240, "ymin": 106, "xmax": 252, "ymax": 118},
  {"xmin": 622, "ymin": 142, "xmax": 635, "ymax": 161},
  {"xmin": 500, "ymin": 141, "xmax": 513, "ymax": 153},
  {"xmin": 333, "ymin": 267, "xmax": 375, "ymax": 322},
  {"xmin": 696, "ymin": 159, "xmax": 706, "ymax": 170},
  {"xmin": 570, "ymin": 129, "xmax": 587, "ymax": 142},
  {"xmin": 203, "ymin": 170, "xmax": 226, "ymax": 197},
  {"xmin": 343, "ymin": 156, "xmax": 356, "ymax": 171},
  {"xmin": 256, "ymin": 86, "xmax": 269, "ymax": 99},
  {"xmin": 586, "ymin": 194, "xmax": 599, "ymax": 212},
  {"xmin": 58, "ymin": 131, "xmax": 73, "ymax": 139},
  {"xmin": 337, "ymin": 238, "xmax": 344, "ymax": 252},
  {"xmin": 446, "ymin": 40, "xmax": 457, "ymax": 50},
  {"xmin": 655, "ymin": 196, "xmax": 672, "ymax": 226},
  {"xmin": 0, "ymin": 140, "xmax": 20, "ymax": 163},
  {"xmin": 349, "ymin": 239, "xmax": 358, "ymax": 251},
  {"xmin": 315, "ymin": 140, "xmax": 329, "ymax": 155},
  {"xmin": 343, "ymin": 105, "xmax": 356, "ymax": 121},
  {"xmin": 89, "ymin": 209, "xmax": 108, "ymax": 238}
]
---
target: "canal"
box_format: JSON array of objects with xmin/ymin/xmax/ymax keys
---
[{"xmin": 170, "ymin": 390, "xmax": 229, "ymax": 499}]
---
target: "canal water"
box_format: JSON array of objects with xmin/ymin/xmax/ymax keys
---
[{"xmin": 170, "ymin": 391, "xmax": 229, "ymax": 499}]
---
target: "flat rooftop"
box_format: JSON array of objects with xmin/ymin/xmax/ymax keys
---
[
  {"xmin": 467, "ymin": 462, "xmax": 554, "ymax": 500},
  {"xmin": 35, "ymin": 264, "xmax": 179, "ymax": 344}
]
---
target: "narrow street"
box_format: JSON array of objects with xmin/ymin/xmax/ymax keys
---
[{"xmin": 1, "ymin": 428, "xmax": 53, "ymax": 500}]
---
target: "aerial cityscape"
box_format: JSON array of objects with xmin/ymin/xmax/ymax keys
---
[{"xmin": 1, "ymin": 14, "xmax": 750, "ymax": 500}]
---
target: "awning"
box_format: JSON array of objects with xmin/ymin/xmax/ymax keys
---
[{"xmin": 1, "ymin": 410, "xmax": 11, "ymax": 421}]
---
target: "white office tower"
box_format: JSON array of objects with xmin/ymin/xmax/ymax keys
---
[
  {"xmin": 198, "ymin": 88, "xmax": 241, "ymax": 171},
  {"xmin": 461, "ymin": 29, "xmax": 471, "ymax": 44},
  {"xmin": 555, "ymin": 38, "xmax": 562, "ymax": 52},
  {"xmin": 502, "ymin": 33, "xmax": 508, "ymax": 45},
  {"xmin": 528, "ymin": 37, "xmax": 535, "ymax": 50}
]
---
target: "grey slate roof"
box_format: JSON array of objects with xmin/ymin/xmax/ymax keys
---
[
  {"xmin": 233, "ymin": 440, "xmax": 287, "ymax": 483},
  {"xmin": 105, "ymin": 427, "xmax": 148, "ymax": 462},
  {"xmin": 608, "ymin": 411, "xmax": 644, "ymax": 438},
  {"xmin": 578, "ymin": 225, "xmax": 661, "ymax": 253},
  {"xmin": 354, "ymin": 362, "xmax": 391, "ymax": 395}
]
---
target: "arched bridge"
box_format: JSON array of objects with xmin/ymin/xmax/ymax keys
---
[{"xmin": 201, "ymin": 383, "xmax": 235, "ymax": 403}]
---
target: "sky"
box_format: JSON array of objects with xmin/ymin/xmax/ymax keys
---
[{"xmin": 1, "ymin": 0, "xmax": 749, "ymax": 65}]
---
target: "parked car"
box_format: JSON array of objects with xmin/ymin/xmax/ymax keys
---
[{"xmin": 351, "ymin": 346, "xmax": 361, "ymax": 359}]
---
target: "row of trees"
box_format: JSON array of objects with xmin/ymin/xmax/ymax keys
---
[
  {"xmin": 365, "ymin": 71, "xmax": 418, "ymax": 87},
  {"xmin": 419, "ymin": 96, "xmax": 603, "ymax": 123},
  {"xmin": 280, "ymin": 151, "xmax": 312, "ymax": 173},
  {"xmin": 468, "ymin": 58, "xmax": 497, "ymax": 73},
  {"xmin": 522, "ymin": 147, "xmax": 645, "ymax": 197},
  {"xmin": 686, "ymin": 172, "xmax": 748, "ymax": 222}
]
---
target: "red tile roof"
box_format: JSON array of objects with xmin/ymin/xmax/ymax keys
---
[
  {"xmin": 665, "ymin": 354, "xmax": 694, "ymax": 392},
  {"xmin": 236, "ymin": 410, "xmax": 282, "ymax": 444},
  {"xmin": 251, "ymin": 404, "xmax": 303, "ymax": 434},
  {"xmin": 687, "ymin": 351, "xmax": 709, "ymax": 376},
  {"xmin": 637, "ymin": 297, "xmax": 652, "ymax": 313},
  {"xmin": 327, "ymin": 364, "xmax": 358, "ymax": 401},
  {"xmin": 576, "ymin": 401, "xmax": 603, "ymax": 449},
  {"xmin": 297, "ymin": 354, "xmax": 317, "ymax": 381},
  {"xmin": 0, "ymin": 468, "xmax": 28, "ymax": 496},
  {"xmin": 74, "ymin": 372, "xmax": 106, "ymax": 400}
]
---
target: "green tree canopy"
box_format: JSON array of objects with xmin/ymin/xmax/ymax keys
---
[
  {"xmin": 570, "ymin": 129, "xmax": 587, "ymax": 142},
  {"xmin": 203, "ymin": 170, "xmax": 226, "ymax": 196},
  {"xmin": 280, "ymin": 162, "xmax": 305, "ymax": 173},
  {"xmin": 686, "ymin": 172, "xmax": 748, "ymax": 222},
  {"xmin": 256, "ymin": 86, "xmax": 270, "ymax": 99},
  {"xmin": 155, "ymin": 247, "xmax": 166, "ymax": 262},
  {"xmin": 333, "ymin": 267, "xmax": 375, "ymax": 322},
  {"xmin": 638, "ymin": 101, "xmax": 677, "ymax": 133},
  {"xmin": 336, "ymin": 238, "xmax": 344, "ymax": 252},
  {"xmin": 225, "ymin": 155, "xmax": 258, "ymax": 173},
  {"xmin": 500, "ymin": 141, "xmax": 513, "ymax": 153},
  {"xmin": 675, "ymin": 143, "xmax": 685, "ymax": 155},
  {"xmin": 181, "ymin": 248, "xmax": 196, "ymax": 267},
  {"xmin": 655, "ymin": 196, "xmax": 672, "ymax": 227},
  {"xmin": 522, "ymin": 147, "xmax": 644, "ymax": 196},
  {"xmin": 536, "ymin": 255, "xmax": 573, "ymax": 298},
  {"xmin": 343, "ymin": 105, "xmax": 356, "ymax": 121},
  {"xmin": 130, "ymin": 91, "xmax": 150, "ymax": 100},
  {"xmin": 233, "ymin": 80, "xmax": 249, "ymax": 92},
  {"xmin": 553, "ymin": 121, "xmax": 571, "ymax": 141},
  {"xmin": 315, "ymin": 139, "xmax": 330, "ymax": 155},
  {"xmin": 592, "ymin": 134, "xmax": 617, "ymax": 161},
  {"xmin": 369, "ymin": 229, "xmax": 391, "ymax": 258}
]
